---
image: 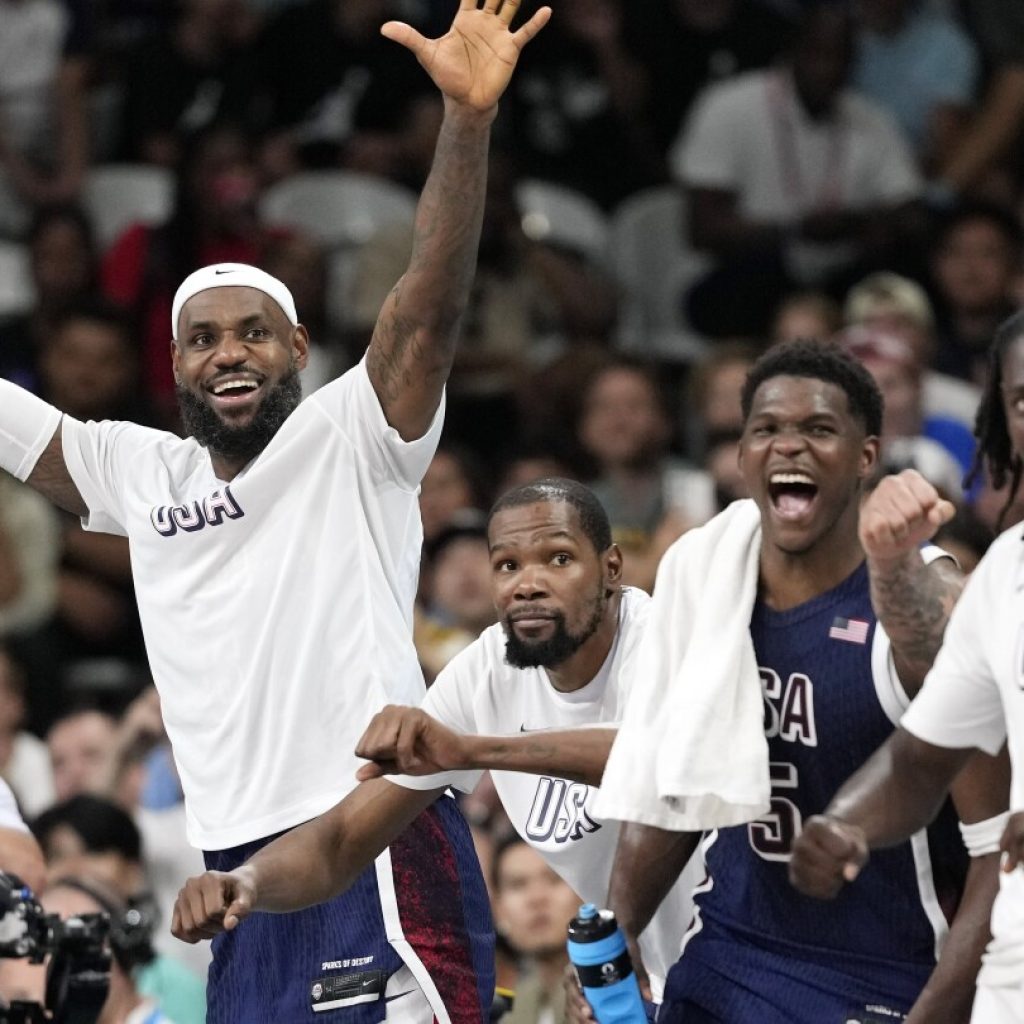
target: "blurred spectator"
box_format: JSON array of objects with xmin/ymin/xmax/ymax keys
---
[
  {"xmin": 415, "ymin": 515, "xmax": 496, "ymax": 683},
  {"xmin": 839, "ymin": 325, "xmax": 975, "ymax": 493},
  {"xmin": 934, "ymin": 0, "xmax": 1024, "ymax": 201},
  {"xmin": 117, "ymin": 0, "xmax": 258, "ymax": 165},
  {"xmin": 0, "ymin": 475, "xmax": 60, "ymax": 642},
  {"xmin": 492, "ymin": 837, "xmax": 579, "ymax": 1024},
  {"xmin": 0, "ymin": 0, "xmax": 91, "ymax": 237},
  {"xmin": 46, "ymin": 709, "xmax": 117, "ymax": 803},
  {"xmin": 929, "ymin": 201, "xmax": 1022, "ymax": 385},
  {"xmin": 843, "ymin": 270, "xmax": 980, "ymax": 429},
  {"xmin": 497, "ymin": 0, "xmax": 660, "ymax": 209},
  {"xmin": 0, "ymin": 647, "xmax": 55, "ymax": 818},
  {"xmin": 350, "ymin": 151, "xmax": 617, "ymax": 460},
  {"xmin": 249, "ymin": 0, "xmax": 433, "ymax": 181},
  {"xmin": 674, "ymin": 2, "xmax": 922, "ymax": 338},
  {"xmin": 0, "ymin": 204, "xmax": 100, "ymax": 392},
  {"xmin": 101, "ymin": 122, "xmax": 267, "ymax": 425},
  {"xmin": 35, "ymin": 304, "xmax": 147, "ymax": 671},
  {"xmin": 624, "ymin": 0, "xmax": 792, "ymax": 159},
  {"xmin": 852, "ymin": 0, "xmax": 978, "ymax": 171},
  {"xmin": 261, "ymin": 229, "xmax": 349, "ymax": 392},
  {"xmin": 32, "ymin": 794, "xmax": 207, "ymax": 1016},
  {"xmin": 933, "ymin": 502, "xmax": 994, "ymax": 574},
  {"xmin": 771, "ymin": 289, "xmax": 843, "ymax": 344},
  {"xmin": 496, "ymin": 450, "xmax": 577, "ymax": 497},
  {"xmin": 0, "ymin": 776, "xmax": 45, "ymax": 896},
  {"xmin": 577, "ymin": 361, "xmax": 699, "ymax": 590},
  {"xmin": 419, "ymin": 446, "xmax": 490, "ymax": 547},
  {"xmin": 687, "ymin": 341, "xmax": 762, "ymax": 447}
]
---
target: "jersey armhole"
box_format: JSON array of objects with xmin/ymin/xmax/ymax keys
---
[{"xmin": 871, "ymin": 625, "xmax": 911, "ymax": 727}]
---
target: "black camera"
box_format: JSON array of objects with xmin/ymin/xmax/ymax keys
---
[{"xmin": 0, "ymin": 872, "xmax": 110, "ymax": 1024}]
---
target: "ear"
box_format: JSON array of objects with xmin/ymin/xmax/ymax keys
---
[
  {"xmin": 859, "ymin": 435, "xmax": 881, "ymax": 480},
  {"xmin": 170, "ymin": 339, "xmax": 182, "ymax": 386},
  {"xmin": 604, "ymin": 543, "xmax": 623, "ymax": 590},
  {"xmin": 291, "ymin": 324, "xmax": 310, "ymax": 371}
]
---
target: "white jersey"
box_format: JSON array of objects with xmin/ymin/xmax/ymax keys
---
[
  {"xmin": 902, "ymin": 525, "xmax": 1024, "ymax": 988},
  {"xmin": 391, "ymin": 588, "xmax": 697, "ymax": 996},
  {"xmin": 60, "ymin": 360, "xmax": 443, "ymax": 849}
]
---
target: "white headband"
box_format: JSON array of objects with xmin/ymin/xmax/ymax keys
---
[{"xmin": 171, "ymin": 263, "xmax": 298, "ymax": 339}]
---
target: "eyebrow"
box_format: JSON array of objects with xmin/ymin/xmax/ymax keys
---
[
  {"xmin": 184, "ymin": 313, "xmax": 267, "ymax": 333},
  {"xmin": 489, "ymin": 529, "xmax": 578, "ymax": 553}
]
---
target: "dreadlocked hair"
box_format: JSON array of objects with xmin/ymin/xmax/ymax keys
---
[{"xmin": 966, "ymin": 309, "xmax": 1024, "ymax": 529}]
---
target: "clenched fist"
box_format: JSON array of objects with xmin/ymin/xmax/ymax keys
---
[
  {"xmin": 860, "ymin": 469, "xmax": 955, "ymax": 565},
  {"xmin": 789, "ymin": 815, "xmax": 869, "ymax": 899},
  {"xmin": 171, "ymin": 868, "xmax": 256, "ymax": 943}
]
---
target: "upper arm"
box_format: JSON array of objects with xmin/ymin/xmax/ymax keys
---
[
  {"xmin": 949, "ymin": 744, "xmax": 1011, "ymax": 826},
  {"xmin": 25, "ymin": 425, "xmax": 88, "ymax": 518}
]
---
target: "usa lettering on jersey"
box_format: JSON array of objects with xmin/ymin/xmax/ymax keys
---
[
  {"xmin": 150, "ymin": 486, "xmax": 244, "ymax": 537},
  {"xmin": 761, "ymin": 667, "xmax": 817, "ymax": 746},
  {"xmin": 524, "ymin": 777, "xmax": 601, "ymax": 843}
]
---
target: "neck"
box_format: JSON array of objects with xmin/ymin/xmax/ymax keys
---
[
  {"xmin": 546, "ymin": 591, "xmax": 622, "ymax": 693},
  {"xmin": 534, "ymin": 950, "xmax": 570, "ymax": 993},
  {"xmin": 97, "ymin": 971, "xmax": 144, "ymax": 1024},
  {"xmin": 758, "ymin": 507, "xmax": 864, "ymax": 611},
  {"xmin": 210, "ymin": 452, "xmax": 250, "ymax": 482}
]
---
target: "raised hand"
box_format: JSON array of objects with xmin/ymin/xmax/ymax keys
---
[
  {"xmin": 860, "ymin": 469, "xmax": 956, "ymax": 566},
  {"xmin": 789, "ymin": 815, "xmax": 869, "ymax": 899},
  {"xmin": 171, "ymin": 869, "xmax": 255, "ymax": 944},
  {"xmin": 381, "ymin": 0, "xmax": 552, "ymax": 112},
  {"xmin": 355, "ymin": 705, "xmax": 471, "ymax": 780}
]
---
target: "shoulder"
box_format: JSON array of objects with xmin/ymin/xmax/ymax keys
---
[{"xmin": 692, "ymin": 71, "xmax": 768, "ymax": 119}]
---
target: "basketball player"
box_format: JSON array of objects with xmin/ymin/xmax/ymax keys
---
[
  {"xmin": 790, "ymin": 311, "xmax": 1024, "ymax": 1023},
  {"xmin": 0, "ymin": 3, "xmax": 550, "ymax": 1021},
  {"xmin": 170, "ymin": 479, "xmax": 698, "ymax": 1000},
  {"xmin": 599, "ymin": 342, "xmax": 1008, "ymax": 1023}
]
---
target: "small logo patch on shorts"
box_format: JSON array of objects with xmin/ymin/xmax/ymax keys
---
[{"xmin": 310, "ymin": 969, "xmax": 385, "ymax": 1013}]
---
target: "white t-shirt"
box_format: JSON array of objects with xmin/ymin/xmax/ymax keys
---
[
  {"xmin": 60, "ymin": 360, "xmax": 443, "ymax": 849},
  {"xmin": 672, "ymin": 69, "xmax": 921, "ymax": 280},
  {"xmin": 902, "ymin": 525, "xmax": 1024, "ymax": 987},
  {"xmin": 390, "ymin": 588, "xmax": 697, "ymax": 996},
  {"xmin": 0, "ymin": 777, "xmax": 28, "ymax": 833}
]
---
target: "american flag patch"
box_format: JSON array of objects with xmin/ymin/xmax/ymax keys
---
[{"xmin": 829, "ymin": 616, "xmax": 869, "ymax": 644}]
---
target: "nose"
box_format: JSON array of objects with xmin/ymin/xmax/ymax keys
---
[
  {"xmin": 513, "ymin": 567, "xmax": 549, "ymax": 602},
  {"xmin": 770, "ymin": 426, "xmax": 807, "ymax": 457},
  {"xmin": 211, "ymin": 332, "xmax": 248, "ymax": 367}
]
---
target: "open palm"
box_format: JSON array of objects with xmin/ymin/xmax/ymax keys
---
[{"xmin": 382, "ymin": 0, "xmax": 552, "ymax": 111}]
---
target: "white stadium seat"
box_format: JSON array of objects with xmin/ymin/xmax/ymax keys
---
[{"xmin": 83, "ymin": 164, "xmax": 174, "ymax": 252}]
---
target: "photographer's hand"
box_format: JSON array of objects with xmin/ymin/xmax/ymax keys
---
[{"xmin": 171, "ymin": 866, "xmax": 255, "ymax": 943}]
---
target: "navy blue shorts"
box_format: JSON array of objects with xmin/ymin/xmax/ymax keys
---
[
  {"xmin": 658, "ymin": 917, "xmax": 929, "ymax": 1024},
  {"xmin": 203, "ymin": 795, "xmax": 494, "ymax": 1024}
]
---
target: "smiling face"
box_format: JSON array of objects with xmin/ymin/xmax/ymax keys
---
[
  {"xmin": 488, "ymin": 500, "xmax": 620, "ymax": 670},
  {"xmin": 740, "ymin": 375, "xmax": 878, "ymax": 555},
  {"xmin": 171, "ymin": 286, "xmax": 309, "ymax": 469}
]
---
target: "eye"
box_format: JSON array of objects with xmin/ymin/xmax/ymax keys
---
[
  {"xmin": 552, "ymin": 553, "xmax": 572, "ymax": 566},
  {"xmin": 808, "ymin": 424, "xmax": 835, "ymax": 437},
  {"xmin": 750, "ymin": 424, "xmax": 774, "ymax": 437},
  {"xmin": 494, "ymin": 559, "xmax": 517, "ymax": 573},
  {"xmin": 190, "ymin": 333, "xmax": 214, "ymax": 348},
  {"xmin": 245, "ymin": 327, "xmax": 269, "ymax": 339}
]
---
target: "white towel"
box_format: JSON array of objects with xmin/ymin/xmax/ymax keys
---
[{"xmin": 593, "ymin": 499, "xmax": 771, "ymax": 831}]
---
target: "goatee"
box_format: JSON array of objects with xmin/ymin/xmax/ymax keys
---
[
  {"xmin": 176, "ymin": 366, "xmax": 302, "ymax": 465},
  {"xmin": 503, "ymin": 590, "xmax": 607, "ymax": 670}
]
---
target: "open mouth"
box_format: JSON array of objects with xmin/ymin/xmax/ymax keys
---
[
  {"xmin": 767, "ymin": 471, "xmax": 818, "ymax": 521},
  {"xmin": 206, "ymin": 374, "xmax": 264, "ymax": 410}
]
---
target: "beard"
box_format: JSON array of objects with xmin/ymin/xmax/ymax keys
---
[
  {"xmin": 176, "ymin": 366, "xmax": 302, "ymax": 465},
  {"xmin": 503, "ymin": 587, "xmax": 607, "ymax": 670}
]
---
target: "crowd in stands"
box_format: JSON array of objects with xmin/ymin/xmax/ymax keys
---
[{"xmin": 2, "ymin": 0, "xmax": 1024, "ymax": 1018}]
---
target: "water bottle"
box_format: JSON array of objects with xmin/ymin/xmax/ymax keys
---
[{"xmin": 566, "ymin": 904, "xmax": 646, "ymax": 1024}]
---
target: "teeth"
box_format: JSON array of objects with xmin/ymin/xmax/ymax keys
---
[
  {"xmin": 212, "ymin": 379, "xmax": 258, "ymax": 395},
  {"xmin": 770, "ymin": 473, "xmax": 814, "ymax": 486}
]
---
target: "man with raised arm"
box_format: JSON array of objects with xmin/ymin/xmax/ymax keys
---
[{"xmin": 0, "ymin": 2, "xmax": 550, "ymax": 1020}]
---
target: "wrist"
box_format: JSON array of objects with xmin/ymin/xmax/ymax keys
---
[
  {"xmin": 232, "ymin": 864, "xmax": 259, "ymax": 903},
  {"xmin": 442, "ymin": 96, "xmax": 498, "ymax": 128}
]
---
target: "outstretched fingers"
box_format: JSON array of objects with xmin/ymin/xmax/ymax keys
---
[
  {"xmin": 379, "ymin": 21, "xmax": 427, "ymax": 57},
  {"xmin": 513, "ymin": 5, "xmax": 552, "ymax": 45}
]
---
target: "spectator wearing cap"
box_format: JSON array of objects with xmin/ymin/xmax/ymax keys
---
[
  {"xmin": 839, "ymin": 324, "xmax": 976, "ymax": 497},
  {"xmin": 415, "ymin": 512, "xmax": 496, "ymax": 683}
]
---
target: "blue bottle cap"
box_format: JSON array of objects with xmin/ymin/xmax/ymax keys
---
[{"xmin": 577, "ymin": 903, "xmax": 598, "ymax": 920}]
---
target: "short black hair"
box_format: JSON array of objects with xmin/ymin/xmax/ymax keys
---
[
  {"xmin": 491, "ymin": 833, "xmax": 529, "ymax": 892},
  {"xmin": 740, "ymin": 339, "xmax": 883, "ymax": 436},
  {"xmin": 487, "ymin": 478, "xmax": 612, "ymax": 554},
  {"xmin": 32, "ymin": 794, "xmax": 142, "ymax": 864},
  {"xmin": 935, "ymin": 199, "xmax": 1024, "ymax": 256},
  {"xmin": 967, "ymin": 309, "xmax": 1024, "ymax": 526}
]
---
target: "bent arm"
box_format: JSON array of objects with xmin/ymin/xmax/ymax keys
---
[
  {"xmin": 239, "ymin": 780, "xmax": 444, "ymax": 913},
  {"xmin": 827, "ymin": 728, "xmax": 973, "ymax": 848}
]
